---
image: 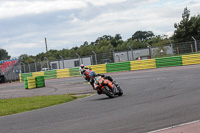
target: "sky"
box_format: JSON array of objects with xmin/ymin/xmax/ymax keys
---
[{"xmin": 0, "ymin": 0, "xmax": 200, "ymax": 58}]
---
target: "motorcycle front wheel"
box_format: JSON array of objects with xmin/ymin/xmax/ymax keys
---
[{"xmin": 101, "ymin": 86, "xmax": 115, "ymax": 98}]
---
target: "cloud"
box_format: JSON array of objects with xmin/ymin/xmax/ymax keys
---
[
  {"xmin": 0, "ymin": 0, "xmax": 87, "ymax": 19},
  {"xmin": 1, "ymin": 0, "xmax": 200, "ymax": 58}
]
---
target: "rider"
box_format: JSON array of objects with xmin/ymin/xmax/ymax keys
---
[
  {"xmin": 79, "ymin": 64, "xmax": 88, "ymax": 75},
  {"xmin": 89, "ymin": 71, "xmax": 118, "ymax": 95}
]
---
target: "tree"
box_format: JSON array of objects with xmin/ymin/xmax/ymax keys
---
[
  {"xmin": 0, "ymin": 49, "xmax": 10, "ymax": 60},
  {"xmin": 132, "ymin": 31, "xmax": 154, "ymax": 41},
  {"xmin": 173, "ymin": 7, "xmax": 200, "ymax": 42}
]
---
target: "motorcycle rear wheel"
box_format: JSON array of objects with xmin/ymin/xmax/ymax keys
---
[
  {"xmin": 117, "ymin": 86, "xmax": 123, "ymax": 96},
  {"xmin": 102, "ymin": 86, "xmax": 115, "ymax": 98}
]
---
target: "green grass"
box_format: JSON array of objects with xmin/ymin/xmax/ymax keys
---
[{"xmin": 0, "ymin": 94, "xmax": 89, "ymax": 117}]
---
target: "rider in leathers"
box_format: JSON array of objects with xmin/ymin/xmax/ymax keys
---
[
  {"xmin": 79, "ymin": 64, "xmax": 89, "ymax": 75},
  {"xmin": 89, "ymin": 71, "xmax": 118, "ymax": 95}
]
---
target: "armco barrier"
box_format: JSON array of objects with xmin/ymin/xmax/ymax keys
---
[
  {"xmin": 130, "ymin": 59, "xmax": 156, "ymax": 70},
  {"xmin": 182, "ymin": 54, "xmax": 200, "ymax": 65},
  {"xmin": 44, "ymin": 70, "xmax": 57, "ymax": 79},
  {"xmin": 155, "ymin": 56, "xmax": 182, "ymax": 68},
  {"xmin": 69, "ymin": 67, "xmax": 81, "ymax": 77},
  {"xmin": 106, "ymin": 61, "xmax": 131, "ymax": 73},
  {"xmin": 86, "ymin": 64, "xmax": 107, "ymax": 74},
  {"xmin": 56, "ymin": 69, "xmax": 70, "ymax": 78}
]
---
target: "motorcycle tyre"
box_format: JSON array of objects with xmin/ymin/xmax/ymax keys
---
[
  {"xmin": 101, "ymin": 86, "xmax": 115, "ymax": 98},
  {"xmin": 117, "ymin": 86, "xmax": 123, "ymax": 96}
]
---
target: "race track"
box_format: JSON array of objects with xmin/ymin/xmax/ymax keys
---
[{"xmin": 1, "ymin": 65, "xmax": 200, "ymax": 133}]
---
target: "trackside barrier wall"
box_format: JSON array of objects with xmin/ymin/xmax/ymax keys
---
[
  {"xmin": 21, "ymin": 73, "xmax": 32, "ymax": 82},
  {"xmin": 155, "ymin": 56, "xmax": 182, "ymax": 68},
  {"xmin": 32, "ymin": 71, "xmax": 44, "ymax": 77},
  {"xmin": 106, "ymin": 61, "xmax": 131, "ymax": 73},
  {"xmin": 56, "ymin": 69, "xmax": 70, "ymax": 78},
  {"xmin": 86, "ymin": 64, "xmax": 107, "ymax": 74},
  {"xmin": 44, "ymin": 70, "xmax": 57, "ymax": 79},
  {"xmin": 19, "ymin": 54, "xmax": 200, "ymax": 82},
  {"xmin": 182, "ymin": 54, "xmax": 200, "ymax": 65},
  {"xmin": 130, "ymin": 59, "xmax": 156, "ymax": 70},
  {"xmin": 69, "ymin": 67, "xmax": 81, "ymax": 77}
]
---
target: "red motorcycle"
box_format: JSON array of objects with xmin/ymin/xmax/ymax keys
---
[
  {"xmin": 94, "ymin": 76, "xmax": 123, "ymax": 98},
  {"xmin": 83, "ymin": 68, "xmax": 92, "ymax": 81}
]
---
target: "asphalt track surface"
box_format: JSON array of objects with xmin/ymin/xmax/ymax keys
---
[{"xmin": 1, "ymin": 65, "xmax": 200, "ymax": 133}]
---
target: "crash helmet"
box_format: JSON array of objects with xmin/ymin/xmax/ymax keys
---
[
  {"xmin": 89, "ymin": 71, "xmax": 96, "ymax": 78},
  {"xmin": 81, "ymin": 64, "xmax": 84, "ymax": 68}
]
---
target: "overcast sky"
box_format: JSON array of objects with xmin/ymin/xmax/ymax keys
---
[{"xmin": 0, "ymin": 0, "xmax": 200, "ymax": 58}]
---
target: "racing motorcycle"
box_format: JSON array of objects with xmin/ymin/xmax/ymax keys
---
[
  {"xmin": 83, "ymin": 68, "xmax": 92, "ymax": 81},
  {"xmin": 94, "ymin": 76, "xmax": 123, "ymax": 98}
]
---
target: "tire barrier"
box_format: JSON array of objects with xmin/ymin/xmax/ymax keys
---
[
  {"xmin": 27, "ymin": 77, "xmax": 36, "ymax": 89},
  {"xmin": 182, "ymin": 54, "xmax": 200, "ymax": 66},
  {"xmin": 35, "ymin": 76, "xmax": 45, "ymax": 88},
  {"xmin": 24, "ymin": 76, "xmax": 45, "ymax": 89},
  {"xmin": 24, "ymin": 77, "xmax": 28, "ymax": 89},
  {"xmin": 155, "ymin": 56, "xmax": 182, "ymax": 68},
  {"xmin": 32, "ymin": 71, "xmax": 44, "ymax": 77},
  {"xmin": 86, "ymin": 64, "xmax": 107, "ymax": 74},
  {"xmin": 131, "ymin": 59, "xmax": 156, "ymax": 70},
  {"xmin": 19, "ymin": 54, "xmax": 200, "ymax": 82},
  {"xmin": 44, "ymin": 70, "xmax": 56, "ymax": 79},
  {"xmin": 69, "ymin": 67, "xmax": 81, "ymax": 77},
  {"xmin": 56, "ymin": 69, "xmax": 70, "ymax": 78},
  {"xmin": 21, "ymin": 73, "xmax": 32, "ymax": 82},
  {"xmin": 106, "ymin": 61, "xmax": 131, "ymax": 73}
]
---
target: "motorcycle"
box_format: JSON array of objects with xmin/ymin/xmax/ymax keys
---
[
  {"xmin": 94, "ymin": 76, "xmax": 123, "ymax": 98},
  {"xmin": 83, "ymin": 68, "xmax": 92, "ymax": 81}
]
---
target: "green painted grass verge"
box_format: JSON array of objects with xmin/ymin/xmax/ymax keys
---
[{"xmin": 0, "ymin": 94, "xmax": 89, "ymax": 117}]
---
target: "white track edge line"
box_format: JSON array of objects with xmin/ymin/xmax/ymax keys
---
[{"xmin": 147, "ymin": 120, "xmax": 200, "ymax": 133}]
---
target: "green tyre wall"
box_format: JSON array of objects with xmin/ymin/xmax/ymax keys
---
[
  {"xmin": 106, "ymin": 61, "xmax": 131, "ymax": 73},
  {"xmin": 21, "ymin": 73, "xmax": 32, "ymax": 81},
  {"xmin": 44, "ymin": 71, "xmax": 56, "ymax": 79},
  {"xmin": 35, "ymin": 76, "xmax": 45, "ymax": 88},
  {"xmin": 69, "ymin": 67, "xmax": 81, "ymax": 77},
  {"xmin": 155, "ymin": 56, "xmax": 182, "ymax": 68}
]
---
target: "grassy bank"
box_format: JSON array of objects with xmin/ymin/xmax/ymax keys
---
[{"xmin": 0, "ymin": 94, "xmax": 88, "ymax": 117}]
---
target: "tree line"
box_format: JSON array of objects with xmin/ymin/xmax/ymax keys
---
[{"xmin": 1, "ymin": 7, "xmax": 200, "ymax": 63}]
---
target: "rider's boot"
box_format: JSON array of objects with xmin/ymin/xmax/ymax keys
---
[{"xmin": 97, "ymin": 90, "xmax": 102, "ymax": 95}]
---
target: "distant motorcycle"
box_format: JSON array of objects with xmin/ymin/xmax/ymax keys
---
[
  {"xmin": 83, "ymin": 68, "xmax": 92, "ymax": 81},
  {"xmin": 94, "ymin": 76, "xmax": 123, "ymax": 98}
]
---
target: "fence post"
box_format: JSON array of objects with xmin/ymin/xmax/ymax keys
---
[
  {"xmin": 129, "ymin": 46, "xmax": 134, "ymax": 60},
  {"xmin": 25, "ymin": 61, "xmax": 31, "ymax": 72},
  {"xmin": 59, "ymin": 55, "xmax": 65, "ymax": 69},
  {"xmin": 168, "ymin": 39, "xmax": 174, "ymax": 56},
  {"xmin": 191, "ymin": 44, "xmax": 194, "ymax": 53},
  {"xmin": 110, "ymin": 48, "xmax": 115, "ymax": 63},
  {"xmin": 32, "ymin": 59, "xmax": 37, "ymax": 72},
  {"xmin": 37, "ymin": 59, "xmax": 43, "ymax": 71},
  {"xmin": 177, "ymin": 47, "xmax": 179, "ymax": 55},
  {"xmin": 192, "ymin": 37, "xmax": 198, "ymax": 54},
  {"xmin": 44, "ymin": 57, "xmax": 49, "ymax": 70},
  {"xmin": 147, "ymin": 43, "xmax": 152, "ymax": 59},
  {"xmin": 76, "ymin": 53, "xmax": 82, "ymax": 66},
  {"xmin": 20, "ymin": 62, "xmax": 26, "ymax": 73},
  {"xmin": 92, "ymin": 51, "xmax": 98, "ymax": 65}
]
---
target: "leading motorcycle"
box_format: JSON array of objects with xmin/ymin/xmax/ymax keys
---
[{"xmin": 94, "ymin": 76, "xmax": 123, "ymax": 98}]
